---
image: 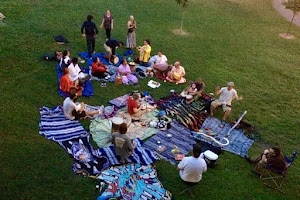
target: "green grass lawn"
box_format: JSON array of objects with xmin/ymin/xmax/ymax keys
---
[{"xmin": 1, "ymin": 0, "xmax": 300, "ymax": 199}]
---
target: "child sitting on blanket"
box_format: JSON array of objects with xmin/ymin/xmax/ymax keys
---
[
  {"xmin": 106, "ymin": 123, "xmax": 136, "ymax": 163},
  {"xmin": 181, "ymin": 83, "xmax": 197, "ymax": 96},
  {"xmin": 128, "ymin": 93, "xmax": 157, "ymax": 117}
]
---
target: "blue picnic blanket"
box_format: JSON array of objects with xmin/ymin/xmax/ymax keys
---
[
  {"xmin": 95, "ymin": 138, "xmax": 157, "ymax": 166},
  {"xmin": 98, "ymin": 163, "xmax": 172, "ymax": 200},
  {"xmin": 192, "ymin": 117, "xmax": 254, "ymax": 157},
  {"xmin": 56, "ymin": 64, "xmax": 94, "ymax": 97},
  {"xmin": 143, "ymin": 120, "xmax": 196, "ymax": 165},
  {"xmin": 78, "ymin": 52, "xmax": 122, "ymax": 66},
  {"xmin": 39, "ymin": 106, "xmax": 88, "ymax": 142}
]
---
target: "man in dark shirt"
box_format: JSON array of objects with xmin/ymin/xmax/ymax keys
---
[
  {"xmin": 81, "ymin": 15, "xmax": 99, "ymax": 59},
  {"xmin": 104, "ymin": 39, "xmax": 124, "ymax": 64}
]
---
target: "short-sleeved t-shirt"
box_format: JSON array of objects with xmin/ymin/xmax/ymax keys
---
[
  {"xmin": 63, "ymin": 97, "xmax": 81, "ymax": 120},
  {"xmin": 68, "ymin": 63, "xmax": 81, "ymax": 82},
  {"xmin": 155, "ymin": 55, "xmax": 168, "ymax": 65},
  {"xmin": 127, "ymin": 97, "xmax": 138, "ymax": 115},
  {"xmin": 195, "ymin": 82, "xmax": 205, "ymax": 92},
  {"xmin": 219, "ymin": 87, "xmax": 238, "ymax": 105},
  {"xmin": 178, "ymin": 154, "xmax": 207, "ymax": 183},
  {"xmin": 109, "ymin": 132, "xmax": 134, "ymax": 159}
]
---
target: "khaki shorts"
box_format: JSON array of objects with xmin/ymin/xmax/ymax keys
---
[
  {"xmin": 211, "ymin": 100, "xmax": 232, "ymax": 112},
  {"xmin": 104, "ymin": 43, "xmax": 112, "ymax": 54}
]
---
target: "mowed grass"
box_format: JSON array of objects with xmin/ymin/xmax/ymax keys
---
[{"xmin": 0, "ymin": 0, "xmax": 300, "ymax": 199}]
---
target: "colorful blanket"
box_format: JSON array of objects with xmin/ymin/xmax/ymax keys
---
[
  {"xmin": 58, "ymin": 135, "xmax": 109, "ymax": 177},
  {"xmin": 56, "ymin": 64, "xmax": 94, "ymax": 97},
  {"xmin": 193, "ymin": 117, "xmax": 254, "ymax": 157},
  {"xmin": 95, "ymin": 139, "xmax": 157, "ymax": 166},
  {"xmin": 39, "ymin": 106, "xmax": 88, "ymax": 142},
  {"xmin": 90, "ymin": 108, "xmax": 159, "ymax": 148},
  {"xmin": 156, "ymin": 94, "xmax": 208, "ymax": 131},
  {"xmin": 88, "ymin": 65, "xmax": 118, "ymax": 82},
  {"xmin": 78, "ymin": 52, "xmax": 122, "ymax": 67},
  {"xmin": 97, "ymin": 163, "xmax": 172, "ymax": 200},
  {"xmin": 109, "ymin": 93, "xmax": 156, "ymax": 108},
  {"xmin": 143, "ymin": 120, "xmax": 196, "ymax": 165}
]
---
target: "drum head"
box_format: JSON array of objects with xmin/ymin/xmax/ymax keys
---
[
  {"xmin": 113, "ymin": 56, "xmax": 119, "ymax": 64},
  {"xmin": 112, "ymin": 117, "xmax": 123, "ymax": 125},
  {"xmin": 186, "ymin": 95, "xmax": 193, "ymax": 100}
]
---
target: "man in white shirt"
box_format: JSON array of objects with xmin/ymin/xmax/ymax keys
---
[
  {"xmin": 177, "ymin": 143, "xmax": 207, "ymax": 184},
  {"xmin": 153, "ymin": 51, "xmax": 171, "ymax": 75},
  {"xmin": 63, "ymin": 91, "xmax": 100, "ymax": 120},
  {"xmin": 68, "ymin": 58, "xmax": 90, "ymax": 86},
  {"xmin": 210, "ymin": 82, "xmax": 243, "ymax": 121}
]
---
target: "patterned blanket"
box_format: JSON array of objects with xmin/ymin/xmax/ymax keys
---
[
  {"xmin": 143, "ymin": 120, "xmax": 196, "ymax": 165},
  {"xmin": 97, "ymin": 163, "xmax": 172, "ymax": 200}
]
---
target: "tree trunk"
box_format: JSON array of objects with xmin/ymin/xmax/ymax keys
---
[
  {"xmin": 287, "ymin": 12, "xmax": 296, "ymax": 34},
  {"xmin": 180, "ymin": 7, "xmax": 184, "ymax": 33}
]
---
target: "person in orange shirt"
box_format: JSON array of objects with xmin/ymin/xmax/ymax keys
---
[
  {"xmin": 92, "ymin": 57, "xmax": 109, "ymax": 79},
  {"xmin": 60, "ymin": 68, "xmax": 83, "ymax": 96}
]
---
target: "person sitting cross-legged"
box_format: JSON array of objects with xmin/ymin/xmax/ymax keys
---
[
  {"xmin": 127, "ymin": 93, "xmax": 156, "ymax": 117},
  {"xmin": 177, "ymin": 143, "xmax": 207, "ymax": 185},
  {"xmin": 63, "ymin": 91, "xmax": 100, "ymax": 120},
  {"xmin": 91, "ymin": 57, "xmax": 109, "ymax": 79},
  {"xmin": 210, "ymin": 81, "xmax": 243, "ymax": 121},
  {"xmin": 106, "ymin": 123, "xmax": 136, "ymax": 163},
  {"xmin": 60, "ymin": 68, "xmax": 83, "ymax": 96},
  {"xmin": 166, "ymin": 61, "xmax": 186, "ymax": 84}
]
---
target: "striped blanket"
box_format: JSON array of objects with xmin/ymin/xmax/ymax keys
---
[
  {"xmin": 95, "ymin": 138, "xmax": 157, "ymax": 166},
  {"xmin": 143, "ymin": 120, "xmax": 196, "ymax": 165},
  {"xmin": 39, "ymin": 106, "xmax": 88, "ymax": 142}
]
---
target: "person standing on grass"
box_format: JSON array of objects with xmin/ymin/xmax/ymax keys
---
[
  {"xmin": 81, "ymin": 15, "xmax": 99, "ymax": 59},
  {"xmin": 177, "ymin": 143, "xmax": 207, "ymax": 185},
  {"xmin": 100, "ymin": 10, "xmax": 113, "ymax": 40},
  {"xmin": 126, "ymin": 15, "xmax": 136, "ymax": 49},
  {"xmin": 106, "ymin": 123, "xmax": 136, "ymax": 163},
  {"xmin": 63, "ymin": 91, "xmax": 100, "ymax": 120},
  {"xmin": 210, "ymin": 82, "xmax": 243, "ymax": 121}
]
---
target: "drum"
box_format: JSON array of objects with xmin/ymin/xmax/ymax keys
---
[
  {"xmin": 129, "ymin": 62, "xmax": 136, "ymax": 72},
  {"xmin": 173, "ymin": 72, "xmax": 181, "ymax": 81},
  {"xmin": 186, "ymin": 94, "xmax": 193, "ymax": 103},
  {"xmin": 146, "ymin": 67, "xmax": 152, "ymax": 74},
  {"xmin": 113, "ymin": 56, "xmax": 119, "ymax": 64},
  {"xmin": 180, "ymin": 91, "xmax": 187, "ymax": 97},
  {"xmin": 115, "ymin": 76, "xmax": 123, "ymax": 85},
  {"xmin": 111, "ymin": 117, "xmax": 123, "ymax": 133},
  {"xmin": 203, "ymin": 150, "xmax": 218, "ymax": 168}
]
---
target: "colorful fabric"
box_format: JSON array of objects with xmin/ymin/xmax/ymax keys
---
[
  {"xmin": 78, "ymin": 52, "xmax": 122, "ymax": 67},
  {"xmin": 193, "ymin": 117, "xmax": 254, "ymax": 157},
  {"xmin": 109, "ymin": 94, "xmax": 130, "ymax": 108},
  {"xmin": 57, "ymin": 64, "xmax": 94, "ymax": 97},
  {"xmin": 127, "ymin": 97, "xmax": 137, "ymax": 115},
  {"xmin": 95, "ymin": 139, "xmax": 157, "ymax": 166},
  {"xmin": 118, "ymin": 64, "xmax": 138, "ymax": 84},
  {"xmin": 39, "ymin": 106, "xmax": 88, "ymax": 142},
  {"xmin": 58, "ymin": 135, "xmax": 109, "ymax": 177},
  {"xmin": 143, "ymin": 120, "xmax": 196, "ymax": 165},
  {"xmin": 97, "ymin": 163, "xmax": 172, "ymax": 200},
  {"xmin": 156, "ymin": 94, "xmax": 208, "ymax": 131}
]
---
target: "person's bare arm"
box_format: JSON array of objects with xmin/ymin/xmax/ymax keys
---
[
  {"xmin": 100, "ymin": 18, "xmax": 104, "ymax": 28},
  {"xmin": 215, "ymin": 86, "xmax": 222, "ymax": 95},
  {"xmin": 111, "ymin": 19, "xmax": 114, "ymax": 29}
]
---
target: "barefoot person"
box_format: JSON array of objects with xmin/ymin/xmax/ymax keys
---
[
  {"xmin": 166, "ymin": 61, "xmax": 186, "ymax": 84},
  {"xmin": 106, "ymin": 123, "xmax": 136, "ymax": 163},
  {"xmin": 128, "ymin": 93, "xmax": 157, "ymax": 117},
  {"xmin": 63, "ymin": 91, "xmax": 100, "ymax": 120},
  {"xmin": 210, "ymin": 82, "xmax": 243, "ymax": 121}
]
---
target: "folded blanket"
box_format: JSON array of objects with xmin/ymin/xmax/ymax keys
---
[
  {"xmin": 97, "ymin": 163, "xmax": 171, "ymax": 200},
  {"xmin": 143, "ymin": 120, "xmax": 196, "ymax": 165},
  {"xmin": 39, "ymin": 106, "xmax": 88, "ymax": 142},
  {"xmin": 56, "ymin": 64, "xmax": 94, "ymax": 97},
  {"xmin": 78, "ymin": 52, "xmax": 122, "ymax": 67},
  {"xmin": 95, "ymin": 138, "xmax": 157, "ymax": 166},
  {"xmin": 193, "ymin": 117, "xmax": 254, "ymax": 157},
  {"xmin": 58, "ymin": 135, "xmax": 109, "ymax": 177}
]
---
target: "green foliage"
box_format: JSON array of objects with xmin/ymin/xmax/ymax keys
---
[
  {"xmin": 283, "ymin": 0, "xmax": 300, "ymax": 13},
  {"xmin": 176, "ymin": 0, "xmax": 189, "ymax": 8}
]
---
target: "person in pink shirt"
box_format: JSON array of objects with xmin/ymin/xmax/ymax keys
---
[{"xmin": 117, "ymin": 59, "xmax": 138, "ymax": 85}]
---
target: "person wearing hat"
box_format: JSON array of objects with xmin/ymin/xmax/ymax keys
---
[
  {"xmin": 210, "ymin": 82, "xmax": 243, "ymax": 121},
  {"xmin": 166, "ymin": 61, "xmax": 186, "ymax": 84}
]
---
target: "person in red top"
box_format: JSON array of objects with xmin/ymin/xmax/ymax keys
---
[
  {"xmin": 128, "ymin": 93, "xmax": 156, "ymax": 117},
  {"xmin": 60, "ymin": 68, "xmax": 83, "ymax": 96},
  {"xmin": 92, "ymin": 57, "xmax": 109, "ymax": 79}
]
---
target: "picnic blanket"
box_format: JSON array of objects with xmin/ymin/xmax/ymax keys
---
[
  {"xmin": 143, "ymin": 120, "xmax": 196, "ymax": 165},
  {"xmin": 90, "ymin": 108, "xmax": 159, "ymax": 148},
  {"xmin": 95, "ymin": 138, "xmax": 157, "ymax": 166},
  {"xmin": 109, "ymin": 93, "xmax": 156, "ymax": 108},
  {"xmin": 192, "ymin": 117, "xmax": 254, "ymax": 157},
  {"xmin": 88, "ymin": 65, "xmax": 118, "ymax": 82},
  {"xmin": 58, "ymin": 135, "xmax": 109, "ymax": 177},
  {"xmin": 56, "ymin": 64, "xmax": 94, "ymax": 97},
  {"xmin": 39, "ymin": 106, "xmax": 88, "ymax": 142},
  {"xmin": 97, "ymin": 163, "xmax": 172, "ymax": 200},
  {"xmin": 157, "ymin": 94, "xmax": 208, "ymax": 131},
  {"xmin": 78, "ymin": 52, "xmax": 122, "ymax": 67}
]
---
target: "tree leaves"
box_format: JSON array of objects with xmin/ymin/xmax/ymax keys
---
[{"xmin": 176, "ymin": 0, "xmax": 189, "ymax": 8}]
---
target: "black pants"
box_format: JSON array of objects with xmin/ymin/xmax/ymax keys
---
[
  {"xmin": 86, "ymin": 35, "xmax": 95, "ymax": 58},
  {"xmin": 92, "ymin": 71, "xmax": 105, "ymax": 79},
  {"xmin": 78, "ymin": 74, "xmax": 91, "ymax": 86},
  {"xmin": 105, "ymin": 29, "xmax": 111, "ymax": 40}
]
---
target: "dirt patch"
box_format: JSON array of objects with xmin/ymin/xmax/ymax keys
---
[
  {"xmin": 226, "ymin": 0, "xmax": 241, "ymax": 3},
  {"xmin": 279, "ymin": 32, "xmax": 296, "ymax": 39},
  {"xmin": 173, "ymin": 29, "xmax": 189, "ymax": 36}
]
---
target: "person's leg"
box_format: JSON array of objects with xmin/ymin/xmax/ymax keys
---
[
  {"xmin": 78, "ymin": 75, "xmax": 91, "ymax": 86},
  {"xmin": 86, "ymin": 36, "xmax": 92, "ymax": 58},
  {"xmin": 128, "ymin": 74, "xmax": 138, "ymax": 84},
  {"xmin": 85, "ymin": 110, "xmax": 100, "ymax": 116},
  {"xmin": 132, "ymin": 109, "xmax": 147, "ymax": 117},
  {"xmin": 92, "ymin": 71, "xmax": 105, "ymax": 79},
  {"xmin": 122, "ymin": 76, "xmax": 129, "ymax": 84},
  {"xmin": 105, "ymin": 29, "xmax": 111, "ymax": 40},
  {"xmin": 91, "ymin": 36, "xmax": 96, "ymax": 54},
  {"xmin": 210, "ymin": 100, "xmax": 222, "ymax": 116},
  {"xmin": 222, "ymin": 106, "xmax": 232, "ymax": 121}
]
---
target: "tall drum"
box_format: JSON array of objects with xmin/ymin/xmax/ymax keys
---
[{"xmin": 111, "ymin": 117, "xmax": 123, "ymax": 133}]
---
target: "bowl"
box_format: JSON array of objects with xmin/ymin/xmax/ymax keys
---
[{"xmin": 166, "ymin": 134, "xmax": 172, "ymax": 138}]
